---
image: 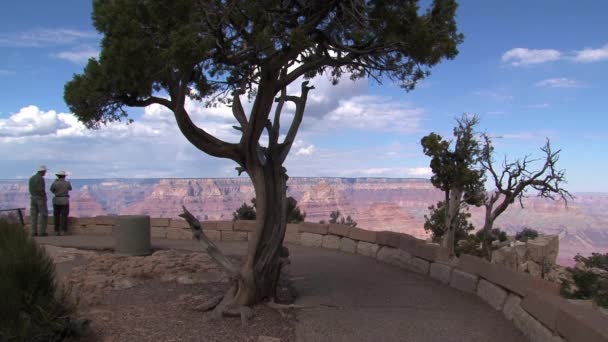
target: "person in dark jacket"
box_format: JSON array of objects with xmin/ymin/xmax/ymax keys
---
[
  {"xmin": 50, "ymin": 170, "xmax": 72, "ymax": 235},
  {"xmin": 28, "ymin": 165, "xmax": 48, "ymax": 236}
]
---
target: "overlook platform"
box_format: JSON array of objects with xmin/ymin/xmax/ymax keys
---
[{"xmin": 35, "ymin": 235, "xmax": 525, "ymax": 342}]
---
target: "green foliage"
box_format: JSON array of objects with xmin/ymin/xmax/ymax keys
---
[
  {"xmin": 452, "ymin": 228, "xmax": 507, "ymax": 258},
  {"xmin": 476, "ymin": 227, "xmax": 507, "ymax": 244},
  {"xmin": 65, "ymin": 0, "xmax": 463, "ymax": 128},
  {"xmin": 320, "ymin": 210, "xmax": 357, "ymax": 227},
  {"xmin": 286, "ymin": 197, "xmax": 306, "ymax": 224},
  {"xmin": 515, "ymin": 227, "xmax": 539, "ymax": 242},
  {"xmin": 420, "ymin": 114, "xmax": 485, "ymax": 205},
  {"xmin": 423, "ymin": 201, "xmax": 474, "ymax": 243},
  {"xmin": 575, "ymin": 253, "xmax": 608, "ymax": 271},
  {"xmin": 232, "ymin": 198, "xmax": 257, "ymax": 221},
  {"xmin": 232, "ymin": 197, "xmax": 306, "ymax": 224},
  {"xmin": 560, "ymin": 253, "xmax": 608, "ymax": 308},
  {"xmin": 455, "ymin": 234, "xmax": 484, "ymax": 257},
  {"xmin": 0, "ymin": 219, "xmax": 85, "ymax": 341}
]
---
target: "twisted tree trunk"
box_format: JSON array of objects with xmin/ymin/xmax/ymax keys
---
[
  {"xmin": 444, "ymin": 186, "xmax": 463, "ymax": 257},
  {"xmin": 234, "ymin": 156, "xmax": 288, "ymax": 305}
]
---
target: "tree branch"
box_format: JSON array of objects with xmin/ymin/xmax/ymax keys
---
[
  {"xmin": 179, "ymin": 206, "xmax": 240, "ymax": 279},
  {"xmin": 278, "ymin": 81, "xmax": 315, "ymax": 163},
  {"xmin": 173, "ymin": 107, "xmax": 241, "ymax": 161},
  {"xmin": 231, "ymin": 89, "xmax": 249, "ymax": 130}
]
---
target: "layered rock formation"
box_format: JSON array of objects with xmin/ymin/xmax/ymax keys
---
[
  {"xmin": 491, "ymin": 235, "xmax": 564, "ymax": 282},
  {"xmin": 2, "ymin": 177, "xmax": 608, "ymax": 264}
]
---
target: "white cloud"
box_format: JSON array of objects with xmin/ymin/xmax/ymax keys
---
[
  {"xmin": 296, "ymin": 145, "xmax": 315, "ymax": 156},
  {"xmin": 528, "ymin": 103, "xmax": 550, "ymax": 109},
  {"xmin": 0, "ymin": 29, "xmax": 99, "ymax": 47},
  {"xmin": 320, "ymin": 96, "xmax": 424, "ymax": 133},
  {"xmin": 0, "ymin": 106, "xmax": 71, "ymax": 137},
  {"xmin": 473, "ymin": 91, "xmax": 514, "ymax": 102},
  {"xmin": 405, "ymin": 167, "xmax": 433, "ymax": 177},
  {"xmin": 498, "ymin": 130, "xmax": 557, "ymax": 141},
  {"xmin": 349, "ymin": 167, "xmax": 432, "ymax": 177},
  {"xmin": 574, "ymin": 44, "xmax": 608, "ymax": 63},
  {"xmin": 52, "ymin": 46, "xmax": 99, "ymax": 64},
  {"xmin": 362, "ymin": 168, "xmax": 393, "ymax": 175},
  {"xmin": 502, "ymin": 48, "xmax": 561, "ymax": 66},
  {"xmin": 535, "ymin": 78, "xmax": 585, "ymax": 88},
  {"xmin": 0, "ymin": 104, "xmax": 238, "ymax": 178}
]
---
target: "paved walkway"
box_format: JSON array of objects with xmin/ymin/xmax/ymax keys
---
[{"xmin": 35, "ymin": 235, "xmax": 525, "ymax": 342}]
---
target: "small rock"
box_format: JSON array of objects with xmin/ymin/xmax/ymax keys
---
[
  {"xmin": 567, "ymin": 299, "xmax": 594, "ymax": 308},
  {"xmin": 113, "ymin": 278, "xmax": 136, "ymax": 290},
  {"xmin": 191, "ymin": 269, "xmax": 227, "ymax": 284},
  {"xmin": 257, "ymin": 336, "xmax": 281, "ymax": 342},
  {"xmin": 177, "ymin": 275, "xmax": 195, "ymax": 285}
]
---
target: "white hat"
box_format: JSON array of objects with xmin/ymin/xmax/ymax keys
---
[
  {"xmin": 55, "ymin": 170, "xmax": 66, "ymax": 176},
  {"xmin": 37, "ymin": 165, "xmax": 47, "ymax": 172}
]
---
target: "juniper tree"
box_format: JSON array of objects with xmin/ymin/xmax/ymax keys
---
[
  {"xmin": 421, "ymin": 114, "xmax": 485, "ymax": 256},
  {"xmin": 65, "ymin": 0, "xmax": 463, "ymax": 311}
]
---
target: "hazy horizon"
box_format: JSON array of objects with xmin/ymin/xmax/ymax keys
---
[{"xmin": 1, "ymin": 2, "xmax": 607, "ymax": 192}]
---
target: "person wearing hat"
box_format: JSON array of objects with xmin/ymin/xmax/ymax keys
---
[
  {"xmin": 50, "ymin": 170, "xmax": 72, "ymax": 235},
  {"xmin": 28, "ymin": 165, "xmax": 48, "ymax": 236}
]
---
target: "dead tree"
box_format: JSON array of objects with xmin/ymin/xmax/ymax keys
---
[{"xmin": 479, "ymin": 136, "xmax": 573, "ymax": 258}]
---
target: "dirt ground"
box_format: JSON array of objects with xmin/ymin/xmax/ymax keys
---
[{"xmin": 46, "ymin": 246, "xmax": 296, "ymax": 342}]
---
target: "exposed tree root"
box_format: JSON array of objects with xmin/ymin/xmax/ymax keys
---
[
  {"xmin": 265, "ymin": 301, "xmax": 309, "ymax": 310},
  {"xmin": 179, "ymin": 206, "xmax": 240, "ymax": 280},
  {"xmin": 194, "ymin": 294, "xmax": 224, "ymax": 312},
  {"xmin": 180, "ymin": 205, "xmax": 296, "ymax": 326}
]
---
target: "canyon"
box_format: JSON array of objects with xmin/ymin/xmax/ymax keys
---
[{"xmin": 1, "ymin": 177, "xmax": 607, "ymax": 265}]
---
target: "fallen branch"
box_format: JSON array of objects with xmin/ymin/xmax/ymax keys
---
[
  {"xmin": 194, "ymin": 294, "xmax": 224, "ymax": 312},
  {"xmin": 179, "ymin": 205, "xmax": 240, "ymax": 279},
  {"xmin": 265, "ymin": 300, "xmax": 310, "ymax": 310}
]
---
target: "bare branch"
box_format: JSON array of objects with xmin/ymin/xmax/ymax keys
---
[
  {"xmin": 481, "ymin": 138, "xmax": 573, "ymax": 224},
  {"xmin": 231, "ymin": 90, "xmax": 249, "ymax": 130},
  {"xmin": 179, "ymin": 206, "xmax": 240, "ymax": 279},
  {"xmin": 278, "ymin": 81, "xmax": 315, "ymax": 163}
]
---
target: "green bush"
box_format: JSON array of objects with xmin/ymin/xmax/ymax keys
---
[
  {"xmin": 232, "ymin": 198, "xmax": 257, "ymax": 221},
  {"xmin": 515, "ymin": 227, "xmax": 539, "ymax": 242},
  {"xmin": 560, "ymin": 253, "xmax": 608, "ymax": 308},
  {"xmin": 475, "ymin": 227, "xmax": 507, "ymax": 244},
  {"xmin": 423, "ymin": 201, "xmax": 474, "ymax": 244},
  {"xmin": 455, "ymin": 234, "xmax": 483, "ymax": 257},
  {"xmin": 0, "ymin": 219, "xmax": 85, "ymax": 341},
  {"xmin": 232, "ymin": 197, "xmax": 306, "ymax": 224},
  {"xmin": 575, "ymin": 252, "xmax": 608, "ymax": 270}
]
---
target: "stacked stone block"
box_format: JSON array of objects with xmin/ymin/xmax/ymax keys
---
[{"xmin": 23, "ymin": 215, "xmax": 608, "ymax": 341}]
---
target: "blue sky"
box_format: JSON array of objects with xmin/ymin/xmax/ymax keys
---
[{"xmin": 0, "ymin": 1, "xmax": 607, "ymax": 192}]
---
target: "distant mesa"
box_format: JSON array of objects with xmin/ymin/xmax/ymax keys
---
[{"xmin": 1, "ymin": 177, "xmax": 607, "ymax": 265}]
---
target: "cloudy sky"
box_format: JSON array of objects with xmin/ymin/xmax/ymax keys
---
[{"xmin": 0, "ymin": 1, "xmax": 607, "ymax": 192}]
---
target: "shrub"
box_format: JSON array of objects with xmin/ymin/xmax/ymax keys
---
[
  {"xmin": 560, "ymin": 253, "xmax": 608, "ymax": 308},
  {"xmin": 232, "ymin": 197, "xmax": 306, "ymax": 224},
  {"xmin": 455, "ymin": 234, "xmax": 483, "ymax": 257},
  {"xmin": 232, "ymin": 198, "xmax": 257, "ymax": 221},
  {"xmin": 320, "ymin": 210, "xmax": 357, "ymax": 227},
  {"xmin": 475, "ymin": 227, "xmax": 507, "ymax": 244},
  {"xmin": 0, "ymin": 219, "xmax": 85, "ymax": 341},
  {"xmin": 423, "ymin": 201, "xmax": 474, "ymax": 244},
  {"xmin": 575, "ymin": 252, "xmax": 608, "ymax": 270},
  {"xmin": 286, "ymin": 197, "xmax": 306, "ymax": 224},
  {"xmin": 515, "ymin": 227, "xmax": 539, "ymax": 242}
]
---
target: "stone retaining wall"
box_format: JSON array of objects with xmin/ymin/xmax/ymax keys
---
[{"xmin": 24, "ymin": 216, "xmax": 608, "ymax": 342}]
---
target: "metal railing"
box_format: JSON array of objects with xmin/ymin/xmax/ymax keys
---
[{"xmin": 0, "ymin": 208, "xmax": 26, "ymax": 226}]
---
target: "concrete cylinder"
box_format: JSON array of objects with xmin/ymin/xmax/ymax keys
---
[{"xmin": 113, "ymin": 215, "xmax": 151, "ymax": 256}]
